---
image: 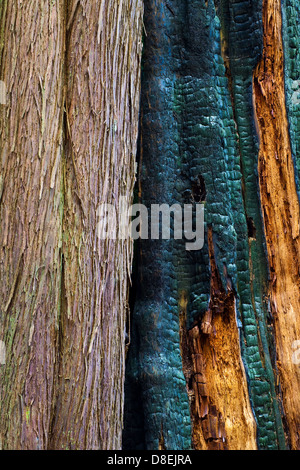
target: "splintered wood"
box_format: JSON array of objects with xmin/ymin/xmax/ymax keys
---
[
  {"xmin": 182, "ymin": 228, "xmax": 257, "ymax": 450},
  {"xmin": 188, "ymin": 325, "xmax": 227, "ymax": 450}
]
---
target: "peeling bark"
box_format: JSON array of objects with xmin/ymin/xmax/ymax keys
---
[
  {"xmin": 49, "ymin": 0, "xmax": 143, "ymax": 450},
  {"xmin": 0, "ymin": 0, "xmax": 65, "ymax": 450},
  {"xmin": 2, "ymin": 0, "xmax": 300, "ymax": 452},
  {"xmin": 124, "ymin": 0, "xmax": 291, "ymax": 451},
  {"xmin": 0, "ymin": 0, "xmax": 143, "ymax": 450}
]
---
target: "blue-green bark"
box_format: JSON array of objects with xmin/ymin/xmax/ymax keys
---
[{"xmin": 124, "ymin": 0, "xmax": 299, "ymax": 450}]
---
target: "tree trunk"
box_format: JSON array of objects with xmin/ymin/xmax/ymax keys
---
[
  {"xmin": 0, "ymin": 0, "xmax": 142, "ymax": 450},
  {"xmin": 1, "ymin": 0, "xmax": 300, "ymax": 452},
  {"xmin": 49, "ymin": 0, "xmax": 143, "ymax": 451},
  {"xmin": 0, "ymin": 0, "xmax": 65, "ymax": 449},
  {"xmin": 124, "ymin": 0, "xmax": 300, "ymax": 451}
]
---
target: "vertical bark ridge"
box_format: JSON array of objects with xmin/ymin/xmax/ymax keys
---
[
  {"xmin": 0, "ymin": 0, "xmax": 143, "ymax": 450},
  {"xmin": 49, "ymin": 0, "xmax": 143, "ymax": 450},
  {"xmin": 253, "ymin": 0, "xmax": 300, "ymax": 450},
  {"xmin": 0, "ymin": 0, "xmax": 65, "ymax": 449}
]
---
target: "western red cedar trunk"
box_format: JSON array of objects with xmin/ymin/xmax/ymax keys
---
[
  {"xmin": 49, "ymin": 0, "xmax": 143, "ymax": 450},
  {"xmin": 0, "ymin": 0, "xmax": 65, "ymax": 449},
  {"xmin": 3, "ymin": 0, "xmax": 300, "ymax": 452},
  {"xmin": 0, "ymin": 0, "xmax": 143, "ymax": 450}
]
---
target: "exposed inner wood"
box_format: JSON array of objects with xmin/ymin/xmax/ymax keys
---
[
  {"xmin": 253, "ymin": 0, "xmax": 300, "ymax": 450},
  {"xmin": 180, "ymin": 228, "xmax": 257, "ymax": 450}
]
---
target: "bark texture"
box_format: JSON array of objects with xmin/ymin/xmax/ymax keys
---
[
  {"xmin": 0, "ymin": 0, "xmax": 65, "ymax": 449},
  {"xmin": 0, "ymin": 0, "xmax": 143, "ymax": 450},
  {"xmin": 124, "ymin": 0, "xmax": 300, "ymax": 451},
  {"xmin": 49, "ymin": 0, "xmax": 143, "ymax": 450},
  {"xmin": 1, "ymin": 0, "xmax": 300, "ymax": 452},
  {"xmin": 254, "ymin": 0, "xmax": 300, "ymax": 450}
]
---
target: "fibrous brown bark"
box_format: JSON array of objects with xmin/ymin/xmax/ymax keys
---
[
  {"xmin": 0, "ymin": 0, "xmax": 143, "ymax": 450},
  {"xmin": 0, "ymin": 0, "xmax": 65, "ymax": 450},
  {"xmin": 49, "ymin": 0, "xmax": 143, "ymax": 450}
]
